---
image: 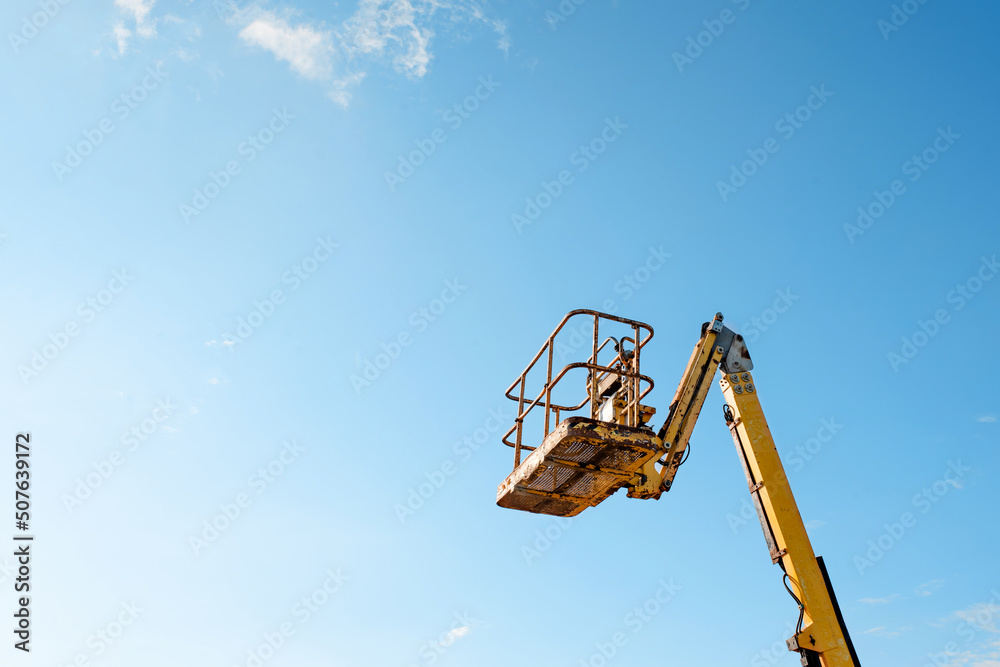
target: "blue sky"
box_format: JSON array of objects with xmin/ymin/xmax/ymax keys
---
[{"xmin": 1, "ymin": 0, "xmax": 999, "ymax": 665}]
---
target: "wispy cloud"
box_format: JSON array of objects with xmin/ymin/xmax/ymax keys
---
[
  {"xmin": 864, "ymin": 625, "xmax": 911, "ymax": 637},
  {"xmin": 860, "ymin": 594, "xmax": 900, "ymax": 605},
  {"xmin": 228, "ymin": 0, "xmax": 508, "ymax": 107},
  {"xmin": 113, "ymin": 23, "xmax": 132, "ymax": 56},
  {"xmin": 113, "ymin": 0, "xmax": 157, "ymax": 54},
  {"xmin": 239, "ymin": 11, "xmax": 336, "ymax": 80},
  {"xmin": 326, "ymin": 72, "xmax": 367, "ymax": 107},
  {"xmin": 956, "ymin": 604, "xmax": 1000, "ymax": 634},
  {"xmin": 937, "ymin": 639, "xmax": 1000, "ymax": 667},
  {"xmin": 493, "ymin": 19, "xmax": 509, "ymax": 55},
  {"xmin": 977, "ymin": 415, "xmax": 997, "ymax": 423},
  {"xmin": 113, "ymin": 1, "xmax": 507, "ymax": 104},
  {"xmin": 340, "ymin": 0, "xmax": 435, "ymax": 77},
  {"xmin": 917, "ymin": 579, "xmax": 946, "ymax": 597},
  {"xmin": 443, "ymin": 625, "xmax": 470, "ymax": 643}
]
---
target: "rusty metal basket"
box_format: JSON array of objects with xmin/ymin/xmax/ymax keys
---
[{"xmin": 496, "ymin": 310, "xmax": 660, "ymax": 516}]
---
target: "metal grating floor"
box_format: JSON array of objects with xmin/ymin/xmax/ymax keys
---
[{"xmin": 496, "ymin": 417, "xmax": 661, "ymax": 516}]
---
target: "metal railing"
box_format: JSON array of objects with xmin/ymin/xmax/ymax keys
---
[{"xmin": 501, "ymin": 310, "xmax": 655, "ymax": 468}]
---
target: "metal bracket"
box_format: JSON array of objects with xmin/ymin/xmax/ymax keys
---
[{"xmin": 715, "ymin": 324, "xmax": 754, "ymax": 374}]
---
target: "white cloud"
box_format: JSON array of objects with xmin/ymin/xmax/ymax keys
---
[
  {"xmin": 977, "ymin": 415, "xmax": 997, "ymax": 423},
  {"xmin": 327, "ymin": 72, "xmax": 367, "ymax": 108},
  {"xmin": 116, "ymin": 0, "xmax": 157, "ymax": 32},
  {"xmin": 113, "ymin": 0, "xmax": 157, "ymax": 54},
  {"xmin": 340, "ymin": 0, "xmax": 435, "ymax": 77},
  {"xmin": 332, "ymin": 0, "xmax": 510, "ymax": 98},
  {"xmin": 860, "ymin": 594, "xmax": 900, "ymax": 605},
  {"xmin": 110, "ymin": 0, "xmax": 507, "ymax": 103},
  {"xmin": 863, "ymin": 625, "xmax": 910, "ymax": 637},
  {"xmin": 937, "ymin": 639, "xmax": 1000, "ymax": 667},
  {"xmin": 493, "ymin": 19, "xmax": 509, "ymax": 55},
  {"xmin": 117, "ymin": 0, "xmax": 153, "ymax": 22},
  {"xmin": 442, "ymin": 625, "xmax": 470, "ymax": 644},
  {"xmin": 956, "ymin": 603, "xmax": 1000, "ymax": 634},
  {"xmin": 206, "ymin": 63, "xmax": 225, "ymax": 81},
  {"xmin": 397, "ymin": 24, "xmax": 432, "ymax": 76},
  {"xmin": 917, "ymin": 579, "xmax": 946, "ymax": 597},
  {"xmin": 113, "ymin": 23, "xmax": 132, "ymax": 56},
  {"xmin": 239, "ymin": 12, "xmax": 336, "ymax": 80},
  {"xmin": 226, "ymin": 1, "xmax": 508, "ymax": 106}
]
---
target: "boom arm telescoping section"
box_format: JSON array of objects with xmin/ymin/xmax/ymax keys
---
[
  {"xmin": 635, "ymin": 314, "xmax": 861, "ymax": 667},
  {"xmin": 627, "ymin": 314, "xmax": 751, "ymax": 500}
]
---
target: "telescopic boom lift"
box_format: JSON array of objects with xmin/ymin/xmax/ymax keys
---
[{"xmin": 496, "ymin": 310, "xmax": 862, "ymax": 667}]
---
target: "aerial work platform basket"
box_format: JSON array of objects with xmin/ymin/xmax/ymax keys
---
[{"xmin": 496, "ymin": 310, "xmax": 660, "ymax": 517}]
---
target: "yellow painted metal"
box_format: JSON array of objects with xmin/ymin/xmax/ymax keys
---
[
  {"xmin": 629, "ymin": 315, "xmax": 724, "ymax": 500},
  {"xmin": 495, "ymin": 310, "xmax": 860, "ymax": 664},
  {"xmin": 721, "ymin": 372, "xmax": 855, "ymax": 667}
]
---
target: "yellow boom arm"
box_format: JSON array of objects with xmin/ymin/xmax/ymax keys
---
[{"xmin": 633, "ymin": 313, "xmax": 861, "ymax": 667}]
